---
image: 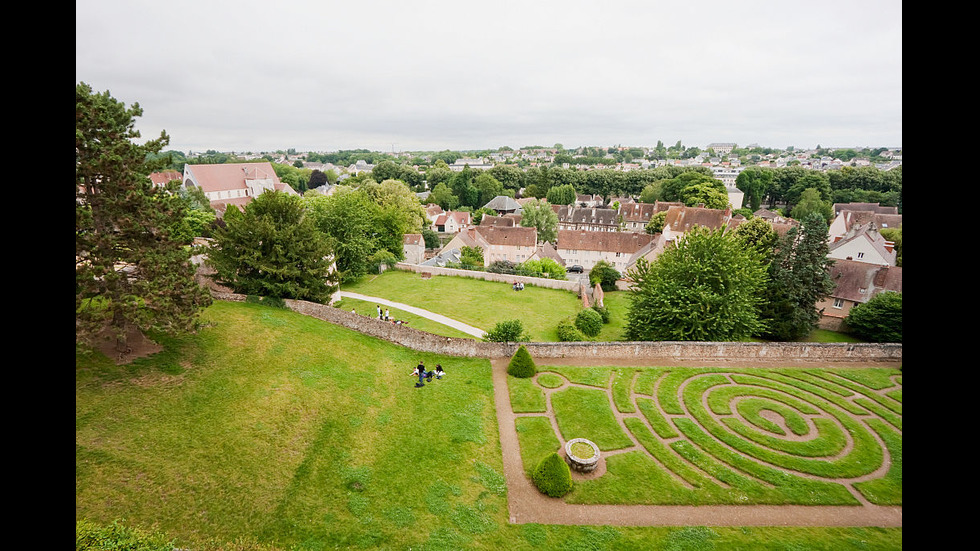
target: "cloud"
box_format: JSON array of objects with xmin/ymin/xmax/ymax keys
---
[{"xmin": 77, "ymin": 0, "xmax": 902, "ymax": 152}]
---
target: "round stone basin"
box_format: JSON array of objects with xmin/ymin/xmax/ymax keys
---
[{"xmin": 564, "ymin": 438, "xmax": 600, "ymax": 473}]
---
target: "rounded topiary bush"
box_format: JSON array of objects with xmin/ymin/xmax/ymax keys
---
[
  {"xmin": 556, "ymin": 318, "xmax": 584, "ymax": 342},
  {"xmin": 507, "ymin": 345, "xmax": 537, "ymax": 378},
  {"xmin": 574, "ymin": 308, "xmax": 603, "ymax": 337},
  {"xmin": 531, "ymin": 452, "xmax": 573, "ymax": 498},
  {"xmin": 591, "ymin": 305, "xmax": 610, "ymax": 324}
]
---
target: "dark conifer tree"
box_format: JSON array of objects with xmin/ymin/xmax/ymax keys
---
[{"xmin": 76, "ymin": 83, "xmax": 212, "ymax": 353}]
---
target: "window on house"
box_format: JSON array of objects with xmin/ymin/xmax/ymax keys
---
[{"xmin": 833, "ymin": 298, "xmax": 844, "ymax": 309}]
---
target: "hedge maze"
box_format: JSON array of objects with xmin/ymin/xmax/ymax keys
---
[{"xmin": 511, "ymin": 366, "xmax": 902, "ymax": 506}]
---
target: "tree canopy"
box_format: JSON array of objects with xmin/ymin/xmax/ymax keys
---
[
  {"xmin": 845, "ymin": 291, "xmax": 902, "ymax": 343},
  {"xmin": 625, "ymin": 226, "xmax": 767, "ymax": 341},
  {"xmin": 519, "ymin": 198, "xmax": 559, "ymax": 243},
  {"xmin": 76, "ymin": 82, "xmax": 212, "ymax": 352},
  {"xmin": 207, "ymin": 191, "xmax": 337, "ymax": 303},
  {"xmin": 756, "ymin": 213, "xmax": 836, "ymax": 341}
]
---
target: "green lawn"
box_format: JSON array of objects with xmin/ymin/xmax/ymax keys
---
[
  {"xmin": 341, "ymin": 270, "xmax": 586, "ymax": 341},
  {"xmin": 339, "ymin": 269, "xmax": 861, "ymax": 344},
  {"xmin": 76, "ymin": 301, "xmax": 900, "ymax": 550},
  {"xmin": 332, "ymin": 295, "xmax": 478, "ymax": 339}
]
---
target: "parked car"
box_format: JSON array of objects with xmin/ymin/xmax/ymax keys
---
[{"xmin": 566, "ymin": 265, "xmax": 584, "ymax": 273}]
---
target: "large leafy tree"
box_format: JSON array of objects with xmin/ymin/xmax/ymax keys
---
[
  {"xmin": 625, "ymin": 226, "xmax": 767, "ymax": 341},
  {"xmin": 732, "ymin": 216, "xmax": 779, "ymax": 260},
  {"xmin": 304, "ymin": 187, "xmax": 380, "ymax": 283},
  {"xmin": 519, "ymin": 198, "xmax": 559, "ymax": 243},
  {"xmin": 546, "ymin": 183, "xmax": 578, "ymax": 206},
  {"xmin": 756, "ymin": 213, "xmax": 836, "ymax": 341},
  {"xmin": 207, "ymin": 190, "xmax": 337, "ymax": 302},
  {"xmin": 679, "ymin": 181, "xmax": 730, "ymax": 209},
  {"xmin": 790, "ymin": 187, "xmax": 833, "ymax": 223},
  {"xmin": 845, "ymin": 291, "xmax": 902, "ymax": 343},
  {"xmin": 76, "ymin": 83, "xmax": 212, "ymax": 352},
  {"xmin": 735, "ymin": 166, "xmax": 773, "ymax": 212}
]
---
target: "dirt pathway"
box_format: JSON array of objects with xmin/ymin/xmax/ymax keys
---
[
  {"xmin": 491, "ymin": 357, "xmax": 902, "ymax": 527},
  {"xmin": 334, "ymin": 292, "xmax": 486, "ymax": 338}
]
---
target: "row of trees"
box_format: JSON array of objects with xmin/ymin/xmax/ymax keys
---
[{"xmin": 736, "ymin": 165, "xmax": 902, "ymax": 214}]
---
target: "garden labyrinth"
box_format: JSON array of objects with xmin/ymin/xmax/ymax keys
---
[{"xmin": 492, "ymin": 358, "xmax": 902, "ymax": 527}]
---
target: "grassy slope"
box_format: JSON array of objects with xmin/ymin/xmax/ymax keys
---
[
  {"xmin": 340, "ymin": 270, "xmax": 861, "ymax": 344},
  {"xmin": 76, "ymin": 301, "xmax": 898, "ymax": 550}
]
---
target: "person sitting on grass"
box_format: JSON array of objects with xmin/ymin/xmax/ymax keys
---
[
  {"xmin": 412, "ymin": 361, "xmax": 426, "ymax": 387},
  {"xmin": 434, "ymin": 365, "xmax": 445, "ymax": 379}
]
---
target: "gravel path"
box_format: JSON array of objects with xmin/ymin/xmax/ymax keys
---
[{"xmin": 334, "ymin": 292, "xmax": 486, "ymax": 338}]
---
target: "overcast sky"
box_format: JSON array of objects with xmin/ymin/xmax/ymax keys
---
[{"xmin": 76, "ymin": 0, "xmax": 902, "ymax": 154}]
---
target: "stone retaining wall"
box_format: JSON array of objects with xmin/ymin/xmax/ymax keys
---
[
  {"xmin": 395, "ymin": 263, "xmax": 584, "ymax": 293},
  {"xmin": 212, "ymin": 292, "xmax": 902, "ymax": 365}
]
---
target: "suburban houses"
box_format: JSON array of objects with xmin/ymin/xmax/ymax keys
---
[
  {"xmin": 164, "ymin": 145, "xmax": 900, "ymax": 332},
  {"xmin": 410, "ymin": 197, "xmax": 900, "ymax": 331},
  {"xmin": 180, "ymin": 161, "xmax": 298, "ymax": 216}
]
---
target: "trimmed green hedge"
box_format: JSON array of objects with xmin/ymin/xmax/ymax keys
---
[
  {"xmin": 556, "ymin": 318, "xmax": 584, "ymax": 341},
  {"xmin": 575, "ymin": 308, "xmax": 603, "ymax": 337},
  {"xmin": 507, "ymin": 345, "xmax": 537, "ymax": 378},
  {"xmin": 531, "ymin": 452, "xmax": 573, "ymax": 497}
]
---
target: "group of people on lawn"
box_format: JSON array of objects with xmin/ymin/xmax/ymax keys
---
[{"xmin": 411, "ymin": 360, "xmax": 444, "ymax": 388}]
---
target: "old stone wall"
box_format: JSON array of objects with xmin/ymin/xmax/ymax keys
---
[
  {"xmin": 395, "ymin": 263, "xmax": 584, "ymax": 293},
  {"xmin": 211, "ymin": 292, "xmax": 901, "ymax": 365}
]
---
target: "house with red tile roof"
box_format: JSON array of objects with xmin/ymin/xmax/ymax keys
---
[
  {"xmin": 661, "ymin": 205, "xmax": 732, "ymax": 243},
  {"xmin": 182, "ymin": 162, "xmax": 297, "ymax": 216},
  {"xmin": 828, "ymin": 208, "xmax": 902, "ymax": 241},
  {"xmin": 556, "ymin": 230, "xmax": 654, "ymax": 273},
  {"xmin": 432, "ymin": 210, "xmax": 472, "ymax": 234},
  {"xmin": 479, "ymin": 214, "xmax": 521, "ymax": 227},
  {"xmin": 478, "ymin": 226, "xmax": 537, "ymax": 264},
  {"xmin": 148, "ymin": 170, "xmax": 182, "ymax": 187},
  {"xmin": 440, "ymin": 226, "xmax": 537, "ymax": 265},
  {"xmin": 816, "ymin": 259, "xmax": 902, "ymax": 330}
]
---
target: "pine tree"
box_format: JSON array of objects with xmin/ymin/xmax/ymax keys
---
[
  {"xmin": 758, "ymin": 213, "xmax": 836, "ymax": 340},
  {"xmin": 76, "ymin": 83, "xmax": 212, "ymax": 353},
  {"xmin": 207, "ymin": 191, "xmax": 337, "ymax": 303}
]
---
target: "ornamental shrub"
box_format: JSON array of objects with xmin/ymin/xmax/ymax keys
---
[
  {"xmin": 845, "ymin": 291, "xmax": 902, "ymax": 343},
  {"xmin": 556, "ymin": 319, "xmax": 584, "ymax": 342},
  {"xmin": 591, "ymin": 305, "xmax": 610, "ymax": 324},
  {"xmin": 507, "ymin": 345, "xmax": 537, "ymax": 378},
  {"xmin": 485, "ymin": 319, "xmax": 530, "ymax": 343},
  {"xmin": 574, "ymin": 308, "xmax": 603, "ymax": 337},
  {"xmin": 531, "ymin": 452, "xmax": 573, "ymax": 497}
]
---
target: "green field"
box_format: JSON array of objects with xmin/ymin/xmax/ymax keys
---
[
  {"xmin": 76, "ymin": 301, "xmax": 900, "ymax": 550},
  {"xmin": 338, "ymin": 269, "xmax": 860, "ymax": 344}
]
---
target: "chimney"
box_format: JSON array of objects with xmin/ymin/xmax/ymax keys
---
[{"xmin": 873, "ymin": 267, "xmax": 888, "ymax": 287}]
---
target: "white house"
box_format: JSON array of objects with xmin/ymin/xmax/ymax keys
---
[
  {"xmin": 182, "ymin": 162, "xmax": 297, "ymax": 216},
  {"xmin": 827, "ymin": 225, "xmax": 897, "ymax": 266},
  {"xmin": 556, "ymin": 230, "xmax": 654, "ymax": 273}
]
